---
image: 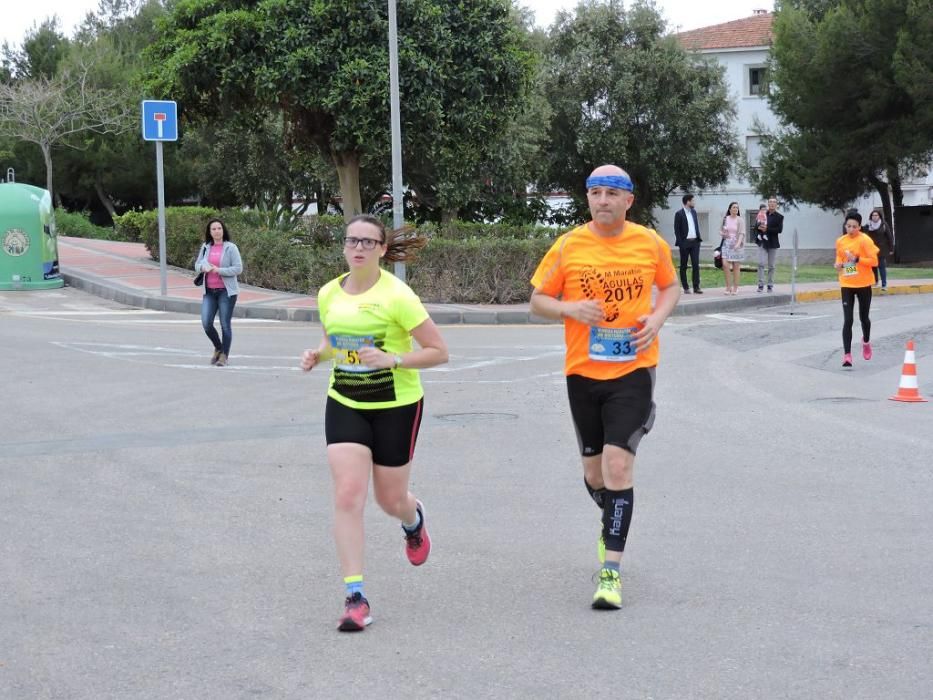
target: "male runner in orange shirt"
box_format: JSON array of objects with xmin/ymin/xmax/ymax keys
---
[{"xmin": 530, "ymin": 164, "xmax": 681, "ymax": 609}]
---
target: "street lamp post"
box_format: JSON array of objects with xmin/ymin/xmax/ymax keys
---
[{"xmin": 388, "ymin": 0, "xmax": 405, "ymax": 280}]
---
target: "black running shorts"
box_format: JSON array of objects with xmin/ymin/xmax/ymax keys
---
[
  {"xmin": 566, "ymin": 368, "xmax": 656, "ymax": 457},
  {"xmin": 324, "ymin": 396, "xmax": 424, "ymax": 467}
]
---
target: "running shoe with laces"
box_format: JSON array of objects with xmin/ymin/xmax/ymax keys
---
[
  {"xmin": 592, "ymin": 568, "xmax": 622, "ymax": 610},
  {"xmin": 403, "ymin": 499, "xmax": 431, "ymax": 566},
  {"xmin": 337, "ymin": 592, "xmax": 372, "ymax": 632},
  {"xmin": 842, "ymin": 353, "xmax": 853, "ymax": 368},
  {"xmin": 862, "ymin": 340, "xmax": 872, "ymax": 361}
]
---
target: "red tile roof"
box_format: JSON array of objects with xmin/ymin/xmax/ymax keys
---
[{"xmin": 675, "ymin": 12, "xmax": 774, "ymax": 51}]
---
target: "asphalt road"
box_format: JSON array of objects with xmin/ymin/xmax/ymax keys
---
[{"xmin": 2, "ymin": 288, "xmax": 931, "ymax": 699}]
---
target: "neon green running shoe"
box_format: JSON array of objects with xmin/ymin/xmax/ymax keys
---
[
  {"xmin": 597, "ymin": 534, "xmax": 606, "ymax": 564},
  {"xmin": 592, "ymin": 568, "xmax": 622, "ymax": 609}
]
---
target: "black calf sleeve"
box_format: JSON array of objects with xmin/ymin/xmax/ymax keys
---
[
  {"xmin": 602, "ymin": 488, "xmax": 634, "ymax": 552},
  {"xmin": 584, "ymin": 478, "xmax": 607, "ymax": 509}
]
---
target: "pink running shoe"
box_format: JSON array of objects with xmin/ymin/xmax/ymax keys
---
[
  {"xmin": 403, "ymin": 500, "xmax": 431, "ymax": 566},
  {"xmin": 842, "ymin": 353, "xmax": 853, "ymax": 368},
  {"xmin": 337, "ymin": 592, "xmax": 372, "ymax": 632},
  {"xmin": 862, "ymin": 340, "xmax": 872, "ymax": 361}
]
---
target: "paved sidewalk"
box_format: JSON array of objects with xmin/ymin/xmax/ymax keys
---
[{"xmin": 56, "ymin": 236, "xmax": 933, "ymax": 324}]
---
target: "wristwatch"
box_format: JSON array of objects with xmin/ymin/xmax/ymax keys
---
[{"xmin": 393, "ymin": 355, "xmax": 403, "ymax": 369}]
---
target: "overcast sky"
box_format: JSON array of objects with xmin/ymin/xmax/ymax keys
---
[{"xmin": 1, "ymin": 0, "xmax": 773, "ymax": 48}]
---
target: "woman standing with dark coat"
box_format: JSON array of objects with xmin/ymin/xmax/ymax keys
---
[{"xmin": 864, "ymin": 210, "xmax": 894, "ymax": 291}]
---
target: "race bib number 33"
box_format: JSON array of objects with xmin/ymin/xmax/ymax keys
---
[
  {"xmin": 589, "ymin": 326, "xmax": 638, "ymax": 362},
  {"xmin": 330, "ymin": 334, "xmax": 375, "ymax": 372}
]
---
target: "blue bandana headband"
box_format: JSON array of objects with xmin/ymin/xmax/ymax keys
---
[{"xmin": 586, "ymin": 175, "xmax": 634, "ymax": 192}]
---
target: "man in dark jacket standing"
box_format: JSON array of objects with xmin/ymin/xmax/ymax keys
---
[
  {"xmin": 756, "ymin": 197, "xmax": 783, "ymax": 292},
  {"xmin": 674, "ymin": 193, "xmax": 703, "ymax": 293}
]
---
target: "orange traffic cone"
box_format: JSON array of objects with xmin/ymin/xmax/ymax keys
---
[{"xmin": 889, "ymin": 340, "xmax": 927, "ymax": 402}]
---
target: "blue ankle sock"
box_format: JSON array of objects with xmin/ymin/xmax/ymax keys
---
[
  {"xmin": 401, "ymin": 508, "xmax": 422, "ymax": 534},
  {"xmin": 344, "ymin": 575, "xmax": 364, "ymax": 597},
  {"xmin": 603, "ymin": 561, "xmax": 620, "ymax": 574}
]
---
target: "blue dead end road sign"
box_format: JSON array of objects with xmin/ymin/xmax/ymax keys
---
[{"xmin": 141, "ymin": 100, "xmax": 178, "ymax": 142}]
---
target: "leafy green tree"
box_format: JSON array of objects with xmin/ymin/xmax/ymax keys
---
[
  {"xmin": 755, "ymin": 0, "xmax": 933, "ymax": 228},
  {"xmin": 146, "ymin": 0, "xmax": 534, "ymax": 221},
  {"xmin": 0, "ymin": 63, "xmax": 135, "ymax": 201},
  {"xmin": 1, "ymin": 18, "xmax": 71, "ymax": 80},
  {"xmin": 51, "ymin": 1, "xmax": 200, "ymax": 218},
  {"xmin": 408, "ymin": 6, "xmax": 549, "ymax": 224},
  {"xmin": 180, "ymin": 114, "xmax": 337, "ymax": 216},
  {"xmin": 539, "ymin": 0, "xmax": 739, "ymax": 226}
]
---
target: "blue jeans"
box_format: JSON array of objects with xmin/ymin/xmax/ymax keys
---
[
  {"xmin": 873, "ymin": 257, "xmax": 888, "ymax": 288},
  {"xmin": 201, "ymin": 288, "xmax": 237, "ymax": 356}
]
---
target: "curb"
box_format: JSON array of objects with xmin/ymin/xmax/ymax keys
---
[
  {"xmin": 796, "ymin": 283, "xmax": 933, "ymax": 303},
  {"xmin": 62, "ymin": 268, "xmax": 797, "ymax": 324}
]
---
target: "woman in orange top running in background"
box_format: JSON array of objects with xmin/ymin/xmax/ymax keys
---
[{"xmin": 834, "ymin": 211, "xmax": 879, "ymax": 368}]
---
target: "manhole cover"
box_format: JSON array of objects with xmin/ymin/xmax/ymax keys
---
[
  {"xmin": 809, "ymin": 397, "xmax": 877, "ymax": 404},
  {"xmin": 435, "ymin": 412, "xmax": 518, "ymax": 422}
]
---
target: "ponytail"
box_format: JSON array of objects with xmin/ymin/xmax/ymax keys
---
[{"xmin": 384, "ymin": 225, "xmax": 427, "ymax": 263}]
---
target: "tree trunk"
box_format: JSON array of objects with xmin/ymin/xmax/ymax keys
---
[
  {"xmin": 41, "ymin": 141, "xmax": 54, "ymax": 199},
  {"xmin": 331, "ymin": 150, "xmax": 362, "ymax": 221},
  {"xmin": 94, "ymin": 178, "xmax": 117, "ymax": 222},
  {"xmin": 441, "ymin": 207, "xmax": 458, "ymax": 224},
  {"xmin": 887, "ymin": 166, "xmax": 904, "ymax": 207}
]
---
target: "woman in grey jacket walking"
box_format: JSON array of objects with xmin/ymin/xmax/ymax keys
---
[{"xmin": 194, "ymin": 219, "xmax": 243, "ymax": 366}]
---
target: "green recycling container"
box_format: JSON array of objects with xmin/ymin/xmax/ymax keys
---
[{"xmin": 0, "ymin": 183, "xmax": 63, "ymax": 290}]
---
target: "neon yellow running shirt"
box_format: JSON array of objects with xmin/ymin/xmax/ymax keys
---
[{"xmin": 318, "ymin": 269, "xmax": 430, "ymax": 409}]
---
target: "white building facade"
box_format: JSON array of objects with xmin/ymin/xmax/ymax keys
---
[{"xmin": 653, "ymin": 12, "xmax": 933, "ymax": 263}]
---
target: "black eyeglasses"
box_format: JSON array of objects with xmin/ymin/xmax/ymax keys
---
[{"xmin": 344, "ymin": 237, "xmax": 383, "ymax": 250}]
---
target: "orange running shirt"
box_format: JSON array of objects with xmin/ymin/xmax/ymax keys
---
[
  {"xmin": 835, "ymin": 233, "xmax": 879, "ymax": 288},
  {"xmin": 531, "ymin": 221, "xmax": 677, "ymax": 380}
]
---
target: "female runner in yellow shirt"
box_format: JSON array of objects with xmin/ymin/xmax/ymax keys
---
[{"xmin": 300, "ymin": 215, "xmax": 448, "ymax": 632}]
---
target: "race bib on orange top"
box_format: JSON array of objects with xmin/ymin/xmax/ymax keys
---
[
  {"xmin": 531, "ymin": 221, "xmax": 677, "ymax": 380},
  {"xmin": 835, "ymin": 233, "xmax": 878, "ymax": 288},
  {"xmin": 589, "ymin": 326, "xmax": 638, "ymax": 362}
]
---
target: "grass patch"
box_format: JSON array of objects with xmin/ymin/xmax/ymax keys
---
[{"xmin": 694, "ymin": 264, "xmax": 933, "ymax": 289}]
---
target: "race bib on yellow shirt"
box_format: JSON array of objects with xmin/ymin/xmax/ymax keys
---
[
  {"xmin": 330, "ymin": 334, "xmax": 375, "ymax": 372},
  {"xmin": 589, "ymin": 326, "xmax": 638, "ymax": 362},
  {"xmin": 842, "ymin": 263, "xmax": 858, "ymax": 277}
]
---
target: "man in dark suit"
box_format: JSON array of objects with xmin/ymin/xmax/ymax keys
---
[
  {"xmin": 673, "ymin": 193, "xmax": 703, "ymax": 293},
  {"xmin": 755, "ymin": 196, "xmax": 784, "ymax": 292}
]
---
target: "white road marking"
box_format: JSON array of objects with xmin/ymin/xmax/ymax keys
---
[
  {"xmin": 12, "ymin": 309, "xmax": 164, "ymax": 316},
  {"xmin": 705, "ymin": 313, "xmax": 758, "ymax": 323},
  {"xmin": 166, "ymin": 364, "xmax": 303, "ymax": 371},
  {"xmin": 50, "ymin": 340, "xmax": 565, "ymax": 382},
  {"xmin": 704, "ymin": 312, "xmax": 829, "ymax": 324}
]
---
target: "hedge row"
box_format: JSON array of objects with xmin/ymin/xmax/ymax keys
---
[
  {"xmin": 54, "ymin": 209, "xmax": 127, "ymax": 240},
  {"xmin": 105, "ymin": 208, "xmax": 561, "ymax": 303}
]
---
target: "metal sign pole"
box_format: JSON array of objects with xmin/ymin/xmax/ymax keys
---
[
  {"xmin": 388, "ymin": 0, "xmax": 405, "ymax": 281},
  {"xmin": 141, "ymin": 100, "xmax": 178, "ymax": 297},
  {"xmin": 156, "ymin": 141, "xmax": 167, "ymax": 296},
  {"xmin": 790, "ymin": 228, "xmax": 798, "ymax": 311}
]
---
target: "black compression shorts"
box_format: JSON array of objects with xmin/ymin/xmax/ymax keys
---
[
  {"xmin": 566, "ymin": 368, "xmax": 656, "ymax": 457},
  {"xmin": 325, "ymin": 396, "xmax": 424, "ymax": 467}
]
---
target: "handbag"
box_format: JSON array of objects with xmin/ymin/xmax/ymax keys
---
[
  {"xmin": 713, "ymin": 240, "xmax": 724, "ymax": 269},
  {"xmin": 193, "ymin": 243, "xmax": 207, "ymax": 286}
]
